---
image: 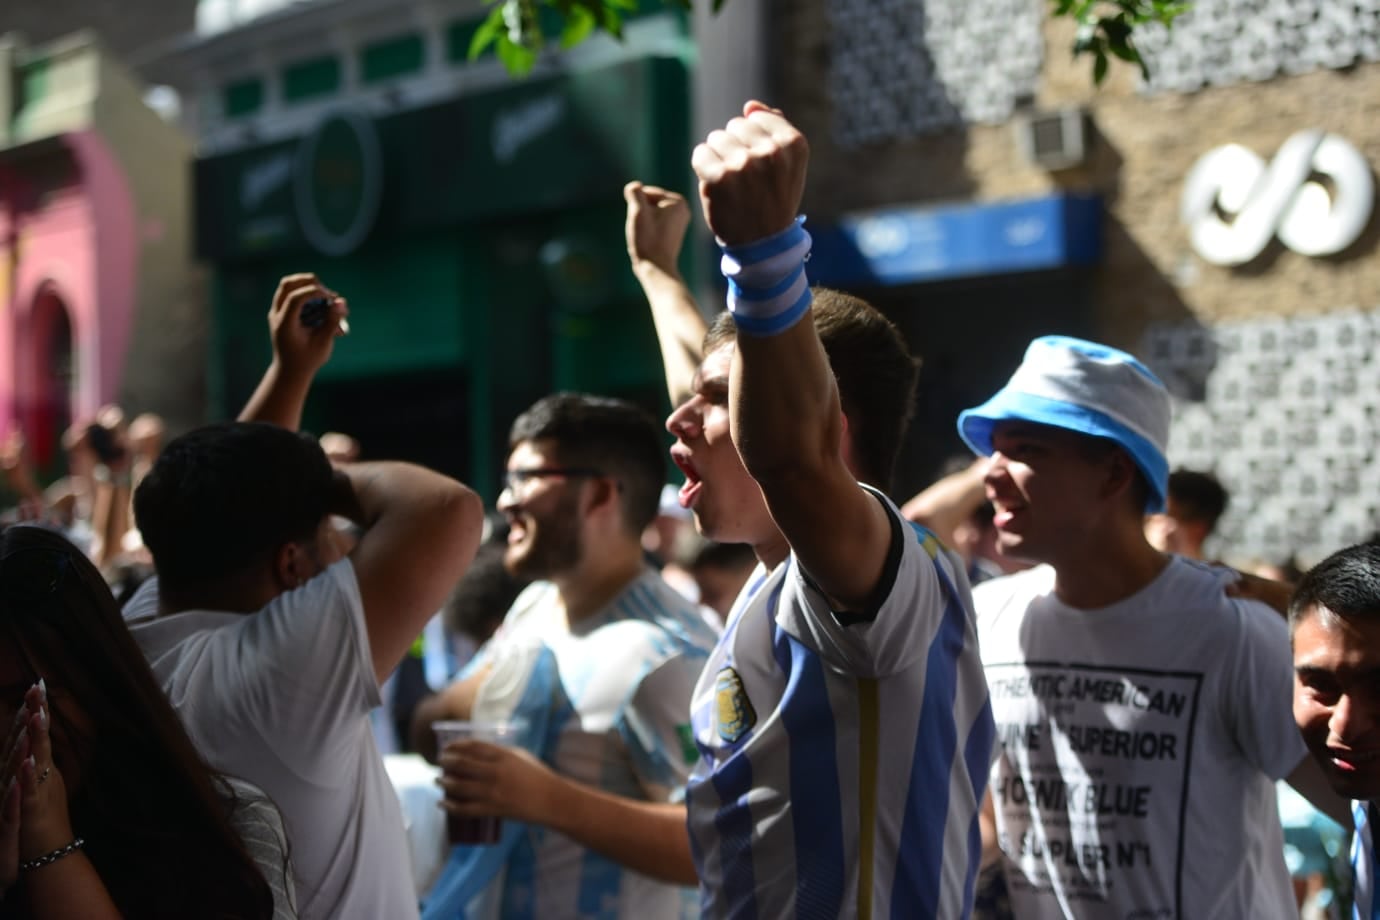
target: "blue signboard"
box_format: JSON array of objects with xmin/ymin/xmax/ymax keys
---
[{"xmin": 806, "ymin": 193, "xmax": 1102, "ymax": 287}]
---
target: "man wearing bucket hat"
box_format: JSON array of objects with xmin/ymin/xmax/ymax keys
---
[{"xmin": 962, "ymin": 335, "xmax": 1345, "ymax": 919}]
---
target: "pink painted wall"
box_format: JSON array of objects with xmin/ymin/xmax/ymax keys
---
[
  {"xmin": 66, "ymin": 130, "xmax": 138, "ymax": 418},
  {"xmin": 0, "ymin": 129, "xmax": 137, "ymax": 461}
]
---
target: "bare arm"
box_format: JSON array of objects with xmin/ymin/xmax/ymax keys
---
[
  {"xmin": 979, "ymin": 788, "xmax": 1001, "ymax": 868},
  {"xmin": 1284, "ymin": 753, "xmax": 1349, "ymax": 828},
  {"xmin": 332, "ymin": 463, "xmax": 484, "ymax": 686},
  {"xmin": 900, "ymin": 458, "xmax": 988, "ymax": 546},
  {"xmin": 238, "ymin": 273, "xmax": 349, "ymax": 429},
  {"xmin": 438, "ymin": 741, "xmax": 696, "ymax": 885},
  {"xmin": 87, "ymin": 408, "xmax": 133, "ymax": 571},
  {"xmin": 89, "ymin": 478, "xmax": 131, "ymax": 572},
  {"xmin": 692, "ymin": 102, "xmax": 892, "ymax": 609},
  {"xmin": 625, "ymin": 181, "xmax": 708, "ymax": 407},
  {"xmin": 408, "ymin": 666, "xmax": 491, "ymax": 762},
  {"xmin": 1225, "ymin": 570, "xmax": 1294, "ymax": 618},
  {"xmin": 0, "ymin": 432, "xmax": 43, "ymax": 510},
  {"xmin": 18, "ymin": 851, "xmax": 122, "ymax": 918}
]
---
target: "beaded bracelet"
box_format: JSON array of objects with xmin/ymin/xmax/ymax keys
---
[{"xmin": 20, "ymin": 837, "xmax": 85, "ymax": 872}]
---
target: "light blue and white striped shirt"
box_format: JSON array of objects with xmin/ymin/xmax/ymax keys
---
[
  {"xmin": 686, "ymin": 490, "xmax": 995, "ymax": 918},
  {"xmin": 1355, "ymin": 800, "xmax": 1380, "ymax": 920},
  {"xmin": 424, "ymin": 568, "xmax": 715, "ymax": 920}
]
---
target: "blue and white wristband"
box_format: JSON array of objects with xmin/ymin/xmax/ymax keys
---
[{"xmin": 720, "ymin": 216, "xmax": 813, "ymax": 337}]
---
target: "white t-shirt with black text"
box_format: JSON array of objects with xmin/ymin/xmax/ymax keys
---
[{"xmin": 975, "ymin": 556, "xmax": 1303, "ymax": 920}]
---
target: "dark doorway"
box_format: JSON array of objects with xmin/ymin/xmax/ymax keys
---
[
  {"xmin": 312, "ymin": 370, "xmax": 471, "ymax": 483},
  {"xmin": 860, "ymin": 268, "xmax": 1096, "ymax": 501},
  {"xmin": 24, "ymin": 284, "xmax": 75, "ymax": 474}
]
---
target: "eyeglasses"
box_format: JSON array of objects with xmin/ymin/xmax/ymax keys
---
[{"xmin": 501, "ymin": 467, "xmax": 606, "ymax": 494}]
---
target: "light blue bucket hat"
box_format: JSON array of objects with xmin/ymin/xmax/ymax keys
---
[{"xmin": 957, "ymin": 335, "xmax": 1171, "ymax": 513}]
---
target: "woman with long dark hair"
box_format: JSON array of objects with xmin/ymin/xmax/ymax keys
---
[{"xmin": 0, "ymin": 524, "xmax": 295, "ymax": 918}]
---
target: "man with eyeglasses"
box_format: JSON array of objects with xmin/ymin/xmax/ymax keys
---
[
  {"xmin": 425, "ymin": 106, "xmax": 994, "ymax": 919},
  {"xmin": 411, "ymin": 392, "xmax": 716, "ymax": 919}
]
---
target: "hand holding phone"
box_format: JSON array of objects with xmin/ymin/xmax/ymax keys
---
[
  {"xmin": 300, "ymin": 295, "xmax": 349, "ymax": 334},
  {"xmin": 300, "ymin": 296, "xmax": 330, "ymax": 328}
]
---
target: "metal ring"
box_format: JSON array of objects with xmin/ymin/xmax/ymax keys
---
[{"xmin": 36, "ymin": 766, "xmax": 50, "ymax": 785}]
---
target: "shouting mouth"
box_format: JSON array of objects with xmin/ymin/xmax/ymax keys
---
[
  {"xmin": 1330, "ymin": 748, "xmax": 1380, "ymax": 772},
  {"xmin": 990, "ymin": 499, "xmax": 1026, "ymax": 530},
  {"xmin": 671, "ymin": 450, "xmax": 703, "ymax": 509}
]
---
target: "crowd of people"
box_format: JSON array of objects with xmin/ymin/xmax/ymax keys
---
[{"xmin": 0, "ymin": 101, "xmax": 1376, "ymax": 920}]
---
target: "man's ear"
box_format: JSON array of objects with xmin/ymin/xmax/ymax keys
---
[
  {"xmin": 1101, "ymin": 449, "xmax": 1139, "ymax": 506},
  {"xmin": 583, "ymin": 476, "xmax": 621, "ymax": 520},
  {"xmin": 272, "ymin": 541, "xmax": 308, "ymax": 590}
]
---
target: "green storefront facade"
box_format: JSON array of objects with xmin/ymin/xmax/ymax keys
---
[{"xmin": 196, "ymin": 55, "xmax": 691, "ymax": 499}]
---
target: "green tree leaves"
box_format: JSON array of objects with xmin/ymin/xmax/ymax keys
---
[
  {"xmin": 474, "ymin": 0, "xmax": 1191, "ymax": 85},
  {"xmin": 1064, "ymin": 0, "xmax": 1190, "ymax": 83}
]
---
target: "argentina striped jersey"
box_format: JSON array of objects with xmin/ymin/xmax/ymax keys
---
[
  {"xmin": 1356, "ymin": 801, "xmax": 1380, "ymax": 920},
  {"xmin": 685, "ymin": 488, "xmax": 995, "ymax": 918},
  {"xmin": 424, "ymin": 568, "xmax": 715, "ymax": 920}
]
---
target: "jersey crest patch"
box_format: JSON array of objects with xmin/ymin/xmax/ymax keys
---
[
  {"xmin": 920, "ymin": 531, "xmax": 942, "ymax": 560},
  {"xmin": 715, "ymin": 667, "xmax": 757, "ymax": 743}
]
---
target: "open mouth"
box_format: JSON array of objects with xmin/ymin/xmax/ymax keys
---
[
  {"xmin": 990, "ymin": 499, "xmax": 1026, "ymax": 530},
  {"xmin": 671, "ymin": 450, "xmax": 703, "ymax": 509},
  {"xmin": 1330, "ymin": 748, "xmax": 1380, "ymax": 771}
]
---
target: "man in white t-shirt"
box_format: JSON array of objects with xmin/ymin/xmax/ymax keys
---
[
  {"xmin": 125, "ymin": 274, "xmax": 485, "ymax": 920},
  {"xmin": 413, "ymin": 393, "xmax": 716, "ymax": 919},
  {"xmin": 1289, "ymin": 541, "xmax": 1380, "ymax": 920},
  {"xmin": 960, "ymin": 335, "xmax": 1346, "ymax": 919}
]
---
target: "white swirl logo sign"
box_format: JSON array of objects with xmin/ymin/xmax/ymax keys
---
[{"xmin": 1181, "ymin": 131, "xmax": 1374, "ymax": 266}]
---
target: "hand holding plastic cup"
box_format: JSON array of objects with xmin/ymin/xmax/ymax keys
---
[{"xmin": 433, "ymin": 720, "xmax": 523, "ymax": 845}]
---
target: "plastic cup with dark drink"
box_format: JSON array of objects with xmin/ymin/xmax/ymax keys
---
[{"xmin": 433, "ymin": 719, "xmax": 524, "ymax": 846}]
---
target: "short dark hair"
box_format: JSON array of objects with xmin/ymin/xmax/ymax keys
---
[
  {"xmin": 703, "ymin": 288, "xmax": 920, "ymax": 490},
  {"xmin": 133, "ymin": 421, "xmax": 335, "ymax": 597},
  {"xmin": 443, "ymin": 537, "xmax": 531, "ymax": 643},
  {"xmin": 1289, "ymin": 541, "xmax": 1380, "ymax": 633},
  {"xmin": 509, "ymin": 393, "xmax": 666, "ymax": 534},
  {"xmin": 1167, "ymin": 469, "xmax": 1229, "ymax": 532}
]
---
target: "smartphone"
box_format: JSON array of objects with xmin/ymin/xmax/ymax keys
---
[
  {"xmin": 86, "ymin": 423, "xmax": 126, "ymax": 465},
  {"xmin": 300, "ymin": 296, "xmax": 330, "ymax": 328}
]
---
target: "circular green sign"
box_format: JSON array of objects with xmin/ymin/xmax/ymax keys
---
[{"xmin": 294, "ymin": 110, "xmax": 382, "ymax": 256}]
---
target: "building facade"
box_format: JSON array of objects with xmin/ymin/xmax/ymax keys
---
[
  {"xmin": 0, "ymin": 31, "xmax": 200, "ymax": 472},
  {"xmin": 142, "ymin": 0, "xmax": 709, "ymax": 498}
]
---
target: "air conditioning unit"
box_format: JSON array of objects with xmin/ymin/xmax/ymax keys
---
[{"xmin": 1015, "ymin": 108, "xmax": 1089, "ymax": 171}]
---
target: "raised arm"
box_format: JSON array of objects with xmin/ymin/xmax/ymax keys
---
[
  {"xmin": 625, "ymin": 182, "xmax": 708, "ymax": 407},
  {"xmin": 691, "ymin": 102, "xmax": 892, "ymax": 610},
  {"xmin": 330, "ymin": 462, "xmax": 484, "ymax": 686},
  {"xmin": 87, "ymin": 416, "xmax": 132, "ymax": 572},
  {"xmin": 0, "ymin": 431, "xmax": 44, "ymax": 516},
  {"xmin": 238, "ymin": 273, "xmax": 349, "ymax": 430},
  {"xmin": 900, "ymin": 457, "xmax": 988, "ymax": 547}
]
